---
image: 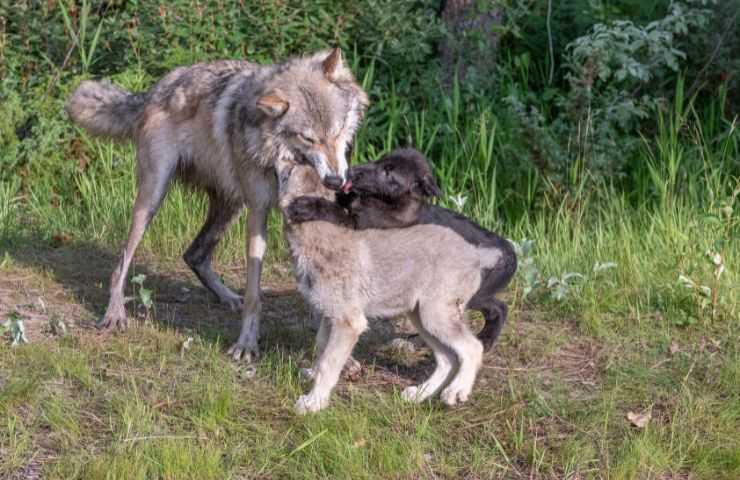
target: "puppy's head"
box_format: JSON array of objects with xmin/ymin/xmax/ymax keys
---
[{"xmin": 347, "ymin": 148, "xmax": 441, "ymax": 201}]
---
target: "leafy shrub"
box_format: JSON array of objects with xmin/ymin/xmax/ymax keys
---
[{"xmin": 500, "ymin": 1, "xmax": 715, "ymax": 181}]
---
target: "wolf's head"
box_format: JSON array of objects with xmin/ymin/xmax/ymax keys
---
[{"xmin": 255, "ymin": 48, "xmax": 368, "ymax": 190}]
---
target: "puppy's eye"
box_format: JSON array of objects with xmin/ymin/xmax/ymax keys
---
[
  {"xmin": 297, "ymin": 133, "xmax": 318, "ymax": 145},
  {"xmin": 383, "ymin": 164, "xmax": 395, "ymax": 174}
]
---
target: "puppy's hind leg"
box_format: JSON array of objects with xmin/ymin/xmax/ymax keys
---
[
  {"xmin": 184, "ymin": 192, "xmax": 243, "ymax": 309},
  {"xmin": 476, "ymin": 299, "xmax": 507, "ymax": 352},
  {"xmin": 419, "ymin": 301, "xmax": 483, "ymax": 406},
  {"xmin": 295, "ymin": 313, "xmax": 367, "ymax": 414},
  {"xmin": 100, "ymin": 138, "xmax": 178, "ymax": 329},
  {"xmin": 401, "ymin": 308, "xmax": 457, "ymax": 403}
]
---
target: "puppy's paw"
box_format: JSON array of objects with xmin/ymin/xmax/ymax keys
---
[
  {"xmin": 286, "ymin": 197, "xmax": 323, "ymax": 224},
  {"xmin": 295, "ymin": 393, "xmax": 330, "ymax": 415},
  {"xmin": 401, "ymin": 386, "xmax": 422, "ymax": 402},
  {"xmin": 440, "ymin": 384, "xmax": 471, "ymax": 406}
]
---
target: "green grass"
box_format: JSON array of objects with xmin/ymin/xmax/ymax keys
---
[
  {"xmin": 2, "ymin": 1, "xmax": 740, "ymax": 477},
  {"xmin": 1, "ymin": 81, "xmax": 739, "ymax": 477},
  {"xmin": 1, "ymin": 315, "xmax": 738, "ymax": 478}
]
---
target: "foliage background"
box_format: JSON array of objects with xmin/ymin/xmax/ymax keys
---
[{"xmin": 1, "ymin": 1, "xmax": 739, "ymax": 478}]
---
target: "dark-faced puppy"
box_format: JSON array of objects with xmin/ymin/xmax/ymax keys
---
[
  {"xmin": 287, "ymin": 148, "xmax": 441, "ymax": 229},
  {"xmin": 286, "ymin": 148, "xmax": 517, "ymax": 351}
]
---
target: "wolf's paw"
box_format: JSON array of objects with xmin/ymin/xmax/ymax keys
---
[
  {"xmin": 401, "ymin": 386, "xmax": 423, "ymax": 403},
  {"xmin": 227, "ymin": 341, "xmax": 259, "ymax": 363},
  {"xmin": 97, "ymin": 302, "xmax": 128, "ymax": 330},
  {"xmin": 440, "ymin": 384, "xmax": 471, "ymax": 406},
  {"xmin": 295, "ymin": 393, "xmax": 330, "ymax": 415},
  {"xmin": 219, "ymin": 292, "xmax": 244, "ymax": 312}
]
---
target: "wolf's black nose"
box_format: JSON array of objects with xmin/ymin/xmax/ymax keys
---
[{"xmin": 323, "ymin": 175, "xmax": 344, "ymax": 190}]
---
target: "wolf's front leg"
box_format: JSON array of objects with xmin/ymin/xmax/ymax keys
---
[
  {"xmin": 228, "ymin": 207, "xmax": 268, "ymax": 363},
  {"xmin": 295, "ymin": 313, "xmax": 367, "ymax": 414}
]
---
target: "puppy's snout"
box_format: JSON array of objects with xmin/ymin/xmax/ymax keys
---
[
  {"xmin": 323, "ymin": 175, "xmax": 344, "ymax": 191},
  {"xmin": 349, "ymin": 169, "xmax": 365, "ymax": 183}
]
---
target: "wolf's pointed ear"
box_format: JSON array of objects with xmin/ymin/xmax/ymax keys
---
[
  {"xmin": 256, "ymin": 91, "xmax": 289, "ymax": 117},
  {"xmin": 416, "ymin": 174, "xmax": 442, "ymax": 198},
  {"xmin": 322, "ymin": 48, "xmax": 350, "ymax": 83}
]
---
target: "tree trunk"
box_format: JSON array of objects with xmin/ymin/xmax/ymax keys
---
[{"xmin": 439, "ymin": 0, "xmax": 503, "ymax": 90}]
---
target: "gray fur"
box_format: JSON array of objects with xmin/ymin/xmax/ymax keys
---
[
  {"xmin": 276, "ymin": 157, "xmax": 510, "ymax": 414},
  {"xmin": 65, "ymin": 80, "xmax": 148, "ymax": 139},
  {"xmin": 65, "ymin": 49, "xmax": 368, "ymax": 363}
]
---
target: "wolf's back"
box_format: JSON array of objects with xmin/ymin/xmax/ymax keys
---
[{"xmin": 65, "ymin": 80, "xmax": 147, "ymax": 140}]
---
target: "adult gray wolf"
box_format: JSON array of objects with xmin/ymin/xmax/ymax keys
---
[
  {"xmin": 287, "ymin": 147, "xmax": 516, "ymax": 352},
  {"xmin": 276, "ymin": 151, "xmax": 517, "ymax": 414},
  {"xmin": 65, "ymin": 48, "xmax": 368, "ymax": 362}
]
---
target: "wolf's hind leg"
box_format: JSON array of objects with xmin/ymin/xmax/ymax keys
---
[
  {"xmin": 100, "ymin": 139, "xmax": 177, "ymax": 329},
  {"xmin": 184, "ymin": 192, "xmax": 243, "ymax": 309}
]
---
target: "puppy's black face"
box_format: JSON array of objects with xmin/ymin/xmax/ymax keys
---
[{"xmin": 347, "ymin": 148, "xmax": 441, "ymax": 201}]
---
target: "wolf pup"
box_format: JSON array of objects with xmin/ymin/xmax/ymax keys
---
[
  {"xmin": 65, "ymin": 49, "xmax": 368, "ymax": 361},
  {"xmin": 287, "ymin": 148, "xmax": 516, "ymax": 351},
  {"xmin": 276, "ymin": 153, "xmax": 516, "ymax": 414}
]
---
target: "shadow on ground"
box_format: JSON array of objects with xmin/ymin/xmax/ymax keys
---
[
  {"xmin": 0, "ymin": 234, "xmax": 310, "ymax": 347},
  {"xmin": 2, "ymin": 233, "xmax": 605, "ymax": 397},
  {"xmin": 0, "ymin": 234, "xmax": 436, "ymax": 383}
]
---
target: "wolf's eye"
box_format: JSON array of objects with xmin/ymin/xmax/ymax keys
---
[{"xmin": 297, "ymin": 133, "xmax": 318, "ymax": 145}]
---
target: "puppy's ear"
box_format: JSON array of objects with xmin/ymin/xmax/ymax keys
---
[
  {"xmin": 416, "ymin": 174, "xmax": 442, "ymax": 198},
  {"xmin": 256, "ymin": 91, "xmax": 289, "ymax": 117}
]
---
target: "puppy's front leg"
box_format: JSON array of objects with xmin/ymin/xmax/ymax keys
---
[
  {"xmin": 295, "ymin": 313, "xmax": 367, "ymax": 414},
  {"xmin": 286, "ymin": 196, "xmax": 355, "ymax": 227}
]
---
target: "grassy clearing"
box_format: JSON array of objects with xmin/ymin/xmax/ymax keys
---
[
  {"xmin": 2, "ymin": 69, "xmax": 739, "ymax": 479},
  {"xmin": 2, "ymin": 1, "xmax": 739, "ymax": 477},
  {"xmin": 1, "ymin": 273, "xmax": 738, "ymax": 478},
  {"xmin": 2, "ymin": 89, "xmax": 739, "ymax": 477}
]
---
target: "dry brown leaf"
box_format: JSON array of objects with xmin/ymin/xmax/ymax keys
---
[
  {"xmin": 627, "ymin": 411, "xmax": 651, "ymax": 428},
  {"xmin": 670, "ymin": 341, "xmax": 680, "ymax": 355}
]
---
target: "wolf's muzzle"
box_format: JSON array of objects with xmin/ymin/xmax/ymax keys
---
[{"xmin": 323, "ymin": 175, "xmax": 345, "ymax": 191}]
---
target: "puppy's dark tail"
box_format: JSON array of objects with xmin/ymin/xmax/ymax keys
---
[
  {"xmin": 470, "ymin": 238, "xmax": 518, "ymax": 351},
  {"xmin": 65, "ymin": 80, "xmax": 147, "ymax": 140}
]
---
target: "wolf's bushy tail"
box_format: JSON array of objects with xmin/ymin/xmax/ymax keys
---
[{"xmin": 65, "ymin": 80, "xmax": 147, "ymax": 140}]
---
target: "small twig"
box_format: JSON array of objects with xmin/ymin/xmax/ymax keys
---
[
  {"xmin": 44, "ymin": 43, "xmax": 75, "ymax": 98},
  {"xmin": 649, "ymin": 357, "xmax": 671, "ymax": 370},
  {"xmin": 546, "ymin": 0, "xmax": 555, "ymax": 85},
  {"xmin": 482, "ymin": 365, "xmax": 548, "ymax": 372},
  {"xmin": 122, "ymin": 434, "xmax": 200, "ymax": 443},
  {"xmin": 682, "ymin": 359, "xmax": 697, "ymax": 386}
]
